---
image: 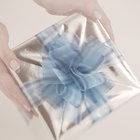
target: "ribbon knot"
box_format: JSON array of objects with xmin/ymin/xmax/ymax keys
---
[{"xmin": 52, "ymin": 66, "xmax": 105, "ymax": 92}]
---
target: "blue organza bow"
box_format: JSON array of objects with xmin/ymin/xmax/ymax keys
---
[{"xmin": 25, "ymin": 31, "xmax": 115, "ymax": 120}]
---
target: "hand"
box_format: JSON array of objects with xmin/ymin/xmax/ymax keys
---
[
  {"xmin": 0, "ymin": 23, "xmax": 38, "ymax": 119},
  {"xmin": 33, "ymin": 0, "xmax": 114, "ymax": 40}
]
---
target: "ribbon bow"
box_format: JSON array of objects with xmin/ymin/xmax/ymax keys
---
[{"xmin": 24, "ymin": 31, "xmax": 115, "ymax": 122}]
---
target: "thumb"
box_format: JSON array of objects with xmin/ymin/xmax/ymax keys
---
[
  {"xmin": 80, "ymin": 1, "xmax": 115, "ymax": 41},
  {"xmin": 0, "ymin": 23, "xmax": 20, "ymax": 73}
]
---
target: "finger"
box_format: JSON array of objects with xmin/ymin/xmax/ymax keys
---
[
  {"xmin": 33, "ymin": 0, "xmax": 43, "ymax": 6},
  {"xmin": 81, "ymin": 2, "xmax": 115, "ymax": 41},
  {"xmin": 0, "ymin": 59, "xmax": 37, "ymax": 118},
  {"xmin": 5, "ymin": 89, "xmax": 37, "ymax": 119},
  {"xmin": 0, "ymin": 23, "xmax": 20, "ymax": 73},
  {"xmin": 7, "ymin": 92, "xmax": 34, "ymax": 119},
  {"xmin": 0, "ymin": 23, "xmax": 38, "ymax": 118},
  {"xmin": 96, "ymin": 10, "xmax": 115, "ymax": 41}
]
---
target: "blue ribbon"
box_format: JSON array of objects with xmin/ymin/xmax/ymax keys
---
[{"xmin": 24, "ymin": 29, "xmax": 116, "ymax": 123}]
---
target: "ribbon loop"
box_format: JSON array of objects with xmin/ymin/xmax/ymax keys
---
[{"xmin": 70, "ymin": 67, "xmax": 106, "ymax": 91}]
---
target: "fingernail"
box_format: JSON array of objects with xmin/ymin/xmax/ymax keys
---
[
  {"xmin": 24, "ymin": 105, "xmax": 31, "ymax": 112},
  {"xmin": 22, "ymin": 110, "xmax": 32, "ymax": 121},
  {"xmin": 94, "ymin": 11, "xmax": 102, "ymax": 20},
  {"xmin": 10, "ymin": 59, "xmax": 20, "ymax": 72},
  {"xmin": 31, "ymin": 109, "xmax": 39, "ymax": 117}
]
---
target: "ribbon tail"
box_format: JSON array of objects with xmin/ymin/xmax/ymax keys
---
[
  {"xmin": 54, "ymin": 100, "xmax": 66, "ymax": 140},
  {"xmin": 85, "ymin": 87, "xmax": 112, "ymax": 123},
  {"xmin": 61, "ymin": 101, "xmax": 83, "ymax": 131}
]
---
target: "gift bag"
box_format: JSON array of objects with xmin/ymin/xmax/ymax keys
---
[{"xmin": 11, "ymin": 13, "xmax": 140, "ymax": 140}]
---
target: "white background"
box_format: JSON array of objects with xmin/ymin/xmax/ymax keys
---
[{"xmin": 0, "ymin": 0, "xmax": 140, "ymax": 140}]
